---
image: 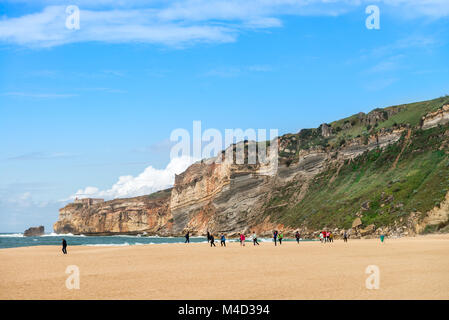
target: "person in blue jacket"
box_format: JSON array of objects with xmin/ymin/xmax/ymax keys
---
[{"xmin": 220, "ymin": 233, "xmax": 226, "ymax": 247}]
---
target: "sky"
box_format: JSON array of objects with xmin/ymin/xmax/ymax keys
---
[{"xmin": 0, "ymin": 0, "xmax": 448, "ymax": 232}]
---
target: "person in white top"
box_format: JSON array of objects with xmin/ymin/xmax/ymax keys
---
[{"xmin": 252, "ymin": 232, "xmax": 259, "ymax": 246}]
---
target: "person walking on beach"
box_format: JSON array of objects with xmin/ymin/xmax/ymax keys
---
[
  {"xmin": 210, "ymin": 234, "xmax": 216, "ymax": 247},
  {"xmin": 278, "ymin": 232, "xmax": 284, "ymax": 245},
  {"xmin": 319, "ymin": 232, "xmax": 324, "ymax": 243},
  {"xmin": 207, "ymin": 231, "xmax": 211, "ymax": 243},
  {"xmin": 185, "ymin": 231, "xmax": 190, "ymax": 243},
  {"xmin": 343, "ymin": 230, "xmax": 348, "ymax": 242},
  {"xmin": 252, "ymin": 231, "xmax": 259, "ymax": 246},
  {"xmin": 295, "ymin": 231, "xmax": 300, "ymax": 244},
  {"xmin": 220, "ymin": 233, "xmax": 226, "ymax": 247},
  {"xmin": 329, "ymin": 232, "xmax": 334, "ymax": 243},
  {"xmin": 240, "ymin": 233, "xmax": 246, "ymax": 246},
  {"xmin": 273, "ymin": 230, "xmax": 278, "ymax": 246},
  {"xmin": 62, "ymin": 238, "xmax": 67, "ymax": 254}
]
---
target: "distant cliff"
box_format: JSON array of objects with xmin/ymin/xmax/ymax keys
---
[
  {"xmin": 54, "ymin": 190, "xmax": 173, "ymax": 235},
  {"xmin": 54, "ymin": 96, "xmax": 449, "ymax": 238}
]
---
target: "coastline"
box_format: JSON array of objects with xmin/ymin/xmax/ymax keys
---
[{"xmin": 1, "ymin": 234, "xmax": 448, "ymax": 300}]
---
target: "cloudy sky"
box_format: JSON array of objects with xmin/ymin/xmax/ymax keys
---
[{"xmin": 1, "ymin": 0, "xmax": 448, "ymax": 232}]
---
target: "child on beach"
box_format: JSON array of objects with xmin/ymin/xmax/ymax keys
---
[
  {"xmin": 252, "ymin": 232, "xmax": 259, "ymax": 246},
  {"xmin": 220, "ymin": 234, "xmax": 226, "ymax": 247},
  {"xmin": 278, "ymin": 232, "xmax": 283, "ymax": 245},
  {"xmin": 240, "ymin": 233, "xmax": 246, "ymax": 246}
]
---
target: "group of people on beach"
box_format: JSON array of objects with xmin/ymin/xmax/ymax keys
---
[
  {"xmin": 319, "ymin": 230, "xmax": 334, "ymax": 243},
  {"xmin": 206, "ymin": 231, "xmax": 261, "ymax": 247},
  {"xmin": 60, "ymin": 228, "xmax": 388, "ymax": 254},
  {"xmin": 196, "ymin": 229, "xmax": 347, "ymax": 246},
  {"xmin": 186, "ymin": 229, "xmax": 304, "ymax": 247},
  {"xmin": 319, "ymin": 230, "xmax": 351, "ymax": 243}
]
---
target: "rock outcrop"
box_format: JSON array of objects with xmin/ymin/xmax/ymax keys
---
[
  {"xmin": 24, "ymin": 226, "xmax": 44, "ymax": 237},
  {"xmin": 414, "ymin": 191, "xmax": 449, "ymax": 234},
  {"xmin": 421, "ymin": 104, "xmax": 449, "ymax": 130},
  {"xmin": 320, "ymin": 123, "xmax": 333, "ymax": 137}
]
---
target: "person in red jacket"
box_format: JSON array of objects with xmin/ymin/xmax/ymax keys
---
[{"xmin": 240, "ymin": 233, "xmax": 246, "ymax": 246}]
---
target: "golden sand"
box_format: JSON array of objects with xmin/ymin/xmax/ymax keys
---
[{"xmin": 1, "ymin": 234, "xmax": 448, "ymax": 299}]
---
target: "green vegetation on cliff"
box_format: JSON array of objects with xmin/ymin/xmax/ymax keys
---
[
  {"xmin": 280, "ymin": 96, "xmax": 449, "ymax": 153},
  {"xmin": 265, "ymin": 96, "xmax": 449, "ymax": 232}
]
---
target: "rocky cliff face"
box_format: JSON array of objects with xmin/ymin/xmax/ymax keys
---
[
  {"xmin": 54, "ymin": 130, "xmax": 406, "ymax": 236},
  {"xmin": 422, "ymin": 104, "xmax": 449, "ymax": 130},
  {"xmin": 54, "ymin": 100, "xmax": 449, "ymax": 237},
  {"xmin": 54, "ymin": 190, "xmax": 173, "ymax": 235}
]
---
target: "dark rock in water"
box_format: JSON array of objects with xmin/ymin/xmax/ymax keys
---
[{"xmin": 24, "ymin": 226, "xmax": 44, "ymax": 237}]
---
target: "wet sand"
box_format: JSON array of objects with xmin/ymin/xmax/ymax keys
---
[{"xmin": 1, "ymin": 234, "xmax": 448, "ymax": 299}]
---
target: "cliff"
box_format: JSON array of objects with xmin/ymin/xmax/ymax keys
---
[
  {"xmin": 54, "ymin": 189, "xmax": 173, "ymax": 235},
  {"xmin": 54, "ymin": 96, "xmax": 449, "ymax": 238}
]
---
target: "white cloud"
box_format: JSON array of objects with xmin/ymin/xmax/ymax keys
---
[
  {"xmin": 379, "ymin": 0, "xmax": 449, "ymax": 19},
  {"xmin": 6, "ymin": 151, "xmax": 79, "ymax": 160},
  {"xmin": 365, "ymin": 54, "xmax": 404, "ymax": 73},
  {"xmin": 1, "ymin": 1, "xmax": 448, "ymax": 48},
  {"xmin": 204, "ymin": 64, "xmax": 273, "ymax": 77},
  {"xmin": 363, "ymin": 77, "xmax": 398, "ymax": 91},
  {"xmin": 1, "ymin": 91, "xmax": 78, "ymax": 98},
  {"xmin": 0, "ymin": 5, "xmax": 237, "ymax": 47},
  {"xmin": 71, "ymin": 156, "xmax": 196, "ymax": 200},
  {"xmin": 5, "ymin": 191, "xmax": 52, "ymax": 208}
]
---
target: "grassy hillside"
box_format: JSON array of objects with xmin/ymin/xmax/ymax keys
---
[
  {"xmin": 265, "ymin": 96, "xmax": 449, "ymax": 232},
  {"xmin": 281, "ymin": 95, "xmax": 449, "ymax": 152}
]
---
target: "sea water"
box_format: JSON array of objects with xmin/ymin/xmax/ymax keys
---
[{"xmin": 0, "ymin": 233, "xmax": 312, "ymax": 249}]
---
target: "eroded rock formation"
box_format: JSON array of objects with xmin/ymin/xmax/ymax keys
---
[
  {"xmin": 54, "ymin": 102, "xmax": 449, "ymax": 237},
  {"xmin": 24, "ymin": 226, "xmax": 44, "ymax": 237},
  {"xmin": 422, "ymin": 104, "xmax": 449, "ymax": 130},
  {"xmin": 54, "ymin": 191, "xmax": 173, "ymax": 235}
]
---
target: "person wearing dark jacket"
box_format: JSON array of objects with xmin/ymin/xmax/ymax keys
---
[
  {"xmin": 62, "ymin": 239, "xmax": 67, "ymax": 254},
  {"xmin": 185, "ymin": 231, "xmax": 190, "ymax": 243},
  {"xmin": 295, "ymin": 231, "xmax": 300, "ymax": 244},
  {"xmin": 210, "ymin": 234, "xmax": 216, "ymax": 247}
]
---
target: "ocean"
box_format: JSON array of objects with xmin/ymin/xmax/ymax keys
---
[{"xmin": 0, "ymin": 233, "xmax": 307, "ymax": 249}]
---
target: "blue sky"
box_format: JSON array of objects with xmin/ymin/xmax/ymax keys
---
[{"xmin": 0, "ymin": 0, "xmax": 448, "ymax": 232}]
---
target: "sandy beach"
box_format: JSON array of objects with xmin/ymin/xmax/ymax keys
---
[{"xmin": 1, "ymin": 235, "xmax": 448, "ymax": 300}]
